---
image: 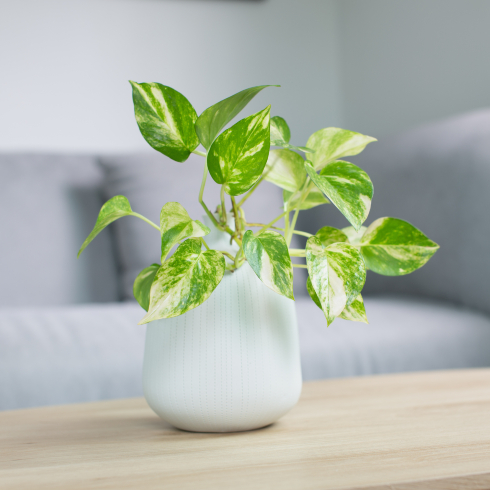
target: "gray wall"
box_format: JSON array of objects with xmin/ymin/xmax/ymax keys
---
[
  {"xmin": 338, "ymin": 0, "xmax": 490, "ymax": 137},
  {"xmin": 0, "ymin": 0, "xmax": 341, "ymax": 153}
]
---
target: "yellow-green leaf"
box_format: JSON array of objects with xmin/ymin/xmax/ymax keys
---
[
  {"xmin": 283, "ymin": 182, "xmax": 329, "ymax": 211},
  {"xmin": 160, "ymin": 202, "xmax": 210, "ymax": 262},
  {"xmin": 133, "ymin": 264, "xmax": 160, "ymax": 312},
  {"xmin": 207, "ymin": 106, "xmax": 271, "ymax": 196},
  {"xmin": 307, "ymin": 127, "xmax": 377, "ymax": 171},
  {"xmin": 360, "ymin": 217, "xmax": 439, "ymax": 276},
  {"xmin": 130, "ymin": 81, "xmax": 198, "ymax": 162},
  {"xmin": 264, "ymin": 149, "xmax": 306, "ymax": 192},
  {"xmin": 78, "ymin": 196, "xmax": 132, "ymax": 257},
  {"xmin": 270, "ymin": 116, "xmax": 291, "ymax": 144},
  {"xmin": 139, "ymin": 239, "xmax": 225, "ymax": 324},
  {"xmin": 339, "ymin": 294, "xmax": 368, "ymax": 323}
]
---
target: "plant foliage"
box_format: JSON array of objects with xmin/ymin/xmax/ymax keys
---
[{"xmin": 79, "ymin": 82, "xmax": 439, "ymax": 325}]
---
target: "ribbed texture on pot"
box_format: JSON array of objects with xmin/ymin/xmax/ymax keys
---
[{"xmin": 143, "ymin": 263, "xmax": 302, "ymax": 432}]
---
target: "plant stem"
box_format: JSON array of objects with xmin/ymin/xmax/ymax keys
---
[
  {"xmin": 198, "ymin": 162, "xmax": 221, "ymax": 229},
  {"xmin": 219, "ymin": 250, "xmax": 236, "ymax": 263},
  {"xmin": 192, "ymin": 149, "xmax": 207, "ymax": 157},
  {"xmin": 286, "ymin": 177, "xmax": 311, "ymax": 246},
  {"xmin": 245, "ymin": 223, "xmax": 313, "ymax": 238},
  {"xmin": 131, "ymin": 213, "xmax": 160, "ymax": 232},
  {"xmin": 220, "ymin": 185, "xmax": 227, "ymax": 225},
  {"xmin": 231, "ymin": 196, "xmax": 242, "ymax": 240},
  {"xmin": 237, "ymin": 175, "xmax": 264, "ymax": 207},
  {"xmin": 288, "ymin": 248, "xmax": 306, "ymax": 256},
  {"xmin": 255, "ymin": 211, "xmax": 288, "ymax": 236},
  {"xmin": 200, "ymin": 237, "xmax": 210, "ymax": 250},
  {"xmin": 292, "ymin": 263, "xmax": 308, "ymax": 268}
]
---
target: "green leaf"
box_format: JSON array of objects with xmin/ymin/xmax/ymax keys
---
[
  {"xmin": 195, "ymin": 85, "xmax": 278, "ymax": 150},
  {"xmin": 271, "ymin": 141, "xmax": 315, "ymax": 154},
  {"xmin": 305, "ymin": 160, "xmax": 373, "ymax": 231},
  {"xmin": 306, "ymin": 276, "xmax": 322, "ymax": 309},
  {"xmin": 133, "ymin": 264, "xmax": 160, "ymax": 312},
  {"xmin": 360, "ymin": 217, "xmax": 439, "ymax": 276},
  {"xmin": 264, "ymin": 149, "xmax": 306, "ymax": 192},
  {"xmin": 242, "ymin": 230, "xmax": 294, "ymax": 300},
  {"xmin": 270, "ymin": 116, "xmax": 291, "ymax": 144},
  {"xmin": 283, "ymin": 182, "xmax": 329, "ymax": 211},
  {"xmin": 207, "ymin": 106, "xmax": 271, "ymax": 196},
  {"xmin": 316, "ymin": 226, "xmax": 349, "ymax": 247},
  {"xmin": 306, "ymin": 237, "xmax": 366, "ymax": 325},
  {"xmin": 139, "ymin": 239, "xmax": 225, "ymax": 324},
  {"xmin": 160, "ymin": 202, "xmax": 210, "ymax": 261},
  {"xmin": 306, "ymin": 127, "xmax": 377, "ymax": 171},
  {"xmin": 78, "ymin": 196, "xmax": 132, "ymax": 257},
  {"xmin": 339, "ymin": 294, "xmax": 368, "ymax": 323},
  {"xmin": 342, "ymin": 226, "xmax": 367, "ymax": 245},
  {"xmin": 130, "ymin": 81, "xmax": 198, "ymax": 162}
]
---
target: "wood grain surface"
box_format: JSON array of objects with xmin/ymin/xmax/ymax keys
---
[{"xmin": 1, "ymin": 369, "xmax": 490, "ymax": 490}]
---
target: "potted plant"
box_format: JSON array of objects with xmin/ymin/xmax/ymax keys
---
[{"xmin": 79, "ymin": 83, "xmax": 439, "ymax": 432}]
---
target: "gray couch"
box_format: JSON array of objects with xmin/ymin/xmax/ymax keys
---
[{"xmin": 2, "ymin": 109, "xmax": 490, "ymax": 411}]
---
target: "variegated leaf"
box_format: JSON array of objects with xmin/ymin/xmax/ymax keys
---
[
  {"xmin": 339, "ymin": 294, "xmax": 368, "ymax": 323},
  {"xmin": 139, "ymin": 239, "xmax": 225, "ymax": 324},
  {"xmin": 271, "ymin": 141, "xmax": 316, "ymax": 154},
  {"xmin": 207, "ymin": 106, "xmax": 271, "ymax": 196},
  {"xmin": 360, "ymin": 217, "xmax": 439, "ymax": 276},
  {"xmin": 133, "ymin": 263, "xmax": 160, "ymax": 312},
  {"xmin": 316, "ymin": 226, "xmax": 349, "ymax": 247},
  {"xmin": 283, "ymin": 182, "xmax": 329, "ymax": 211},
  {"xmin": 306, "ymin": 127, "xmax": 377, "ymax": 171},
  {"xmin": 130, "ymin": 81, "xmax": 198, "ymax": 162},
  {"xmin": 306, "ymin": 237, "xmax": 366, "ymax": 325},
  {"xmin": 264, "ymin": 149, "xmax": 306, "ymax": 192},
  {"xmin": 242, "ymin": 230, "xmax": 294, "ymax": 300},
  {"xmin": 78, "ymin": 196, "xmax": 132, "ymax": 257},
  {"xmin": 160, "ymin": 202, "xmax": 210, "ymax": 261},
  {"xmin": 270, "ymin": 116, "xmax": 291, "ymax": 144},
  {"xmin": 306, "ymin": 276, "xmax": 322, "ymax": 309},
  {"xmin": 305, "ymin": 160, "xmax": 373, "ymax": 231},
  {"xmin": 342, "ymin": 226, "xmax": 367, "ymax": 245},
  {"xmin": 195, "ymin": 85, "xmax": 278, "ymax": 150}
]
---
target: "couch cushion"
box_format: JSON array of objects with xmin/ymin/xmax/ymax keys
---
[
  {"xmin": 298, "ymin": 296, "xmax": 490, "ymax": 380},
  {"xmin": 0, "ymin": 303, "xmax": 144, "ymax": 411},
  {"xmin": 99, "ymin": 152, "xmax": 287, "ymax": 300},
  {"xmin": 0, "ymin": 154, "xmax": 119, "ymax": 306}
]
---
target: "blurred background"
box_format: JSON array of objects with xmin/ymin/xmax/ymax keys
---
[
  {"xmin": 2, "ymin": 0, "xmax": 490, "ymax": 153},
  {"xmin": 2, "ymin": 0, "xmax": 490, "ymax": 411}
]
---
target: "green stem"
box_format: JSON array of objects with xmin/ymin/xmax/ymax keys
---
[
  {"xmin": 219, "ymin": 250, "xmax": 236, "ymax": 263},
  {"xmin": 255, "ymin": 211, "xmax": 289, "ymax": 236},
  {"xmin": 131, "ymin": 213, "xmax": 160, "ymax": 232},
  {"xmin": 220, "ymin": 185, "xmax": 227, "ymax": 225},
  {"xmin": 286, "ymin": 177, "xmax": 311, "ymax": 246},
  {"xmin": 288, "ymin": 248, "xmax": 306, "ymax": 256},
  {"xmin": 246, "ymin": 223, "xmax": 312, "ymax": 238},
  {"xmin": 192, "ymin": 149, "xmax": 207, "ymax": 157},
  {"xmin": 237, "ymin": 175, "xmax": 264, "ymax": 207},
  {"xmin": 198, "ymin": 162, "xmax": 221, "ymax": 229},
  {"xmin": 292, "ymin": 263, "xmax": 308, "ymax": 269},
  {"xmin": 200, "ymin": 237, "xmax": 210, "ymax": 250}
]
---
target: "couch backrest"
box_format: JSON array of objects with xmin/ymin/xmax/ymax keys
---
[
  {"xmin": 296, "ymin": 108, "xmax": 490, "ymax": 314},
  {"xmin": 0, "ymin": 154, "xmax": 119, "ymax": 306}
]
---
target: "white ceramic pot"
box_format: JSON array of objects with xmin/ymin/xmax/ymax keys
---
[{"xmin": 142, "ymin": 220, "xmax": 302, "ymax": 432}]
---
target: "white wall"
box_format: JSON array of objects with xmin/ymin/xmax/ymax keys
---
[
  {"xmin": 337, "ymin": 0, "xmax": 490, "ymax": 137},
  {"xmin": 0, "ymin": 0, "xmax": 341, "ymax": 152}
]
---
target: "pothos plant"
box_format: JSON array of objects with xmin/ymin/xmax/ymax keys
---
[{"xmin": 78, "ymin": 83, "xmax": 439, "ymax": 326}]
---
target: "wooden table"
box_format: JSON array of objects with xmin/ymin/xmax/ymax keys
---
[{"xmin": 1, "ymin": 369, "xmax": 490, "ymax": 490}]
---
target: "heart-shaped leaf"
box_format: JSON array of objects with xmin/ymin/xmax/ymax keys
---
[
  {"xmin": 283, "ymin": 182, "xmax": 329, "ymax": 211},
  {"xmin": 133, "ymin": 264, "xmax": 160, "ymax": 312},
  {"xmin": 306, "ymin": 237, "xmax": 366, "ymax": 325},
  {"xmin": 195, "ymin": 85, "xmax": 278, "ymax": 150},
  {"xmin": 207, "ymin": 106, "xmax": 271, "ymax": 196},
  {"xmin": 78, "ymin": 196, "xmax": 133, "ymax": 257},
  {"xmin": 307, "ymin": 127, "xmax": 377, "ymax": 171},
  {"xmin": 130, "ymin": 81, "xmax": 198, "ymax": 162},
  {"xmin": 160, "ymin": 202, "xmax": 210, "ymax": 261},
  {"xmin": 305, "ymin": 160, "xmax": 373, "ymax": 231},
  {"xmin": 360, "ymin": 217, "xmax": 439, "ymax": 276},
  {"xmin": 271, "ymin": 141, "xmax": 315, "ymax": 154},
  {"xmin": 242, "ymin": 230, "xmax": 294, "ymax": 300},
  {"xmin": 342, "ymin": 226, "xmax": 367, "ymax": 245},
  {"xmin": 315, "ymin": 226, "xmax": 349, "ymax": 247},
  {"xmin": 307, "ymin": 278, "xmax": 368, "ymax": 324},
  {"xmin": 339, "ymin": 294, "xmax": 368, "ymax": 323},
  {"xmin": 139, "ymin": 239, "xmax": 225, "ymax": 324},
  {"xmin": 264, "ymin": 149, "xmax": 306, "ymax": 192},
  {"xmin": 270, "ymin": 116, "xmax": 291, "ymax": 144}
]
